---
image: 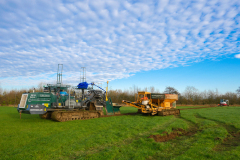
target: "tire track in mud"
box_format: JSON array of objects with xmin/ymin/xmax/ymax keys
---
[
  {"xmin": 148, "ymin": 135, "xmax": 198, "ymax": 160},
  {"xmin": 149, "ymin": 128, "xmax": 197, "ymax": 142},
  {"xmin": 194, "ymin": 113, "xmax": 238, "ymax": 133},
  {"xmin": 149, "ymin": 115, "xmax": 199, "ymax": 143},
  {"xmin": 70, "ymin": 117, "xmax": 177, "ymax": 159},
  {"xmin": 194, "ymin": 114, "xmax": 240, "ymax": 151},
  {"xmin": 148, "ymin": 116, "xmax": 202, "ymax": 160}
]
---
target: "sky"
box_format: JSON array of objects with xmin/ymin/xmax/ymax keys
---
[{"xmin": 0, "ymin": 0, "xmax": 239, "ymax": 94}]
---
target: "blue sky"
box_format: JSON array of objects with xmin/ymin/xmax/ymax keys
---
[{"xmin": 0, "ymin": 0, "xmax": 239, "ymax": 94}]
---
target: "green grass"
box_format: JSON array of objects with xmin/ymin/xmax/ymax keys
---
[
  {"xmin": 177, "ymin": 106, "xmax": 212, "ymax": 109},
  {"xmin": 177, "ymin": 106, "xmax": 202, "ymax": 109},
  {"xmin": 1, "ymin": 106, "xmax": 240, "ymax": 159}
]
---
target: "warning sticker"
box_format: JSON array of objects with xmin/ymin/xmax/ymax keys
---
[{"xmin": 42, "ymin": 103, "xmax": 49, "ymax": 107}]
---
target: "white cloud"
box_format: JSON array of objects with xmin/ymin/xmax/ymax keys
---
[
  {"xmin": 0, "ymin": 0, "xmax": 239, "ymax": 89},
  {"xmin": 235, "ymin": 54, "xmax": 240, "ymax": 58}
]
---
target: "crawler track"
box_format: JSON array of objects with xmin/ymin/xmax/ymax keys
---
[{"xmin": 51, "ymin": 110, "xmax": 103, "ymax": 122}]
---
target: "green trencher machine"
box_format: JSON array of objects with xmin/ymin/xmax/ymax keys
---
[{"xmin": 17, "ymin": 65, "xmax": 121, "ymax": 122}]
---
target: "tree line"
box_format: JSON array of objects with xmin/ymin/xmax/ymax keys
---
[
  {"xmin": 108, "ymin": 86, "xmax": 240, "ymax": 105},
  {"xmin": 0, "ymin": 84, "xmax": 240, "ymax": 106}
]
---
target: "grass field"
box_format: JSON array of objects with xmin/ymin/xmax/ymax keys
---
[
  {"xmin": 177, "ymin": 105, "xmax": 215, "ymax": 109},
  {"xmin": 1, "ymin": 106, "xmax": 240, "ymax": 160}
]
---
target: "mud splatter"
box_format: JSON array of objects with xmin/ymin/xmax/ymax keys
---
[{"xmin": 149, "ymin": 128, "xmax": 197, "ymax": 142}]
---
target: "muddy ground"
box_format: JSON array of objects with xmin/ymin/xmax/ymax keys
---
[{"xmin": 149, "ymin": 128, "xmax": 198, "ymax": 142}]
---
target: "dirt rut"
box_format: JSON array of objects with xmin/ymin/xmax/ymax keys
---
[
  {"xmin": 149, "ymin": 128, "xmax": 198, "ymax": 142},
  {"xmin": 194, "ymin": 114, "xmax": 240, "ymax": 151}
]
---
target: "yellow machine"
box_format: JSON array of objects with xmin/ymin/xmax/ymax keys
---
[{"xmin": 122, "ymin": 92, "xmax": 180, "ymax": 116}]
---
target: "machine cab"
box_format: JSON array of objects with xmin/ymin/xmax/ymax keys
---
[
  {"xmin": 220, "ymin": 99, "xmax": 229, "ymax": 106},
  {"xmin": 137, "ymin": 92, "xmax": 151, "ymax": 104}
]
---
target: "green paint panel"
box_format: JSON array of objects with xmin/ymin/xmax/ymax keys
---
[
  {"xmin": 106, "ymin": 101, "xmax": 114, "ymax": 115},
  {"xmin": 151, "ymin": 93, "xmax": 165, "ymax": 99},
  {"xmin": 105, "ymin": 98, "xmax": 121, "ymax": 115},
  {"xmin": 27, "ymin": 93, "xmax": 52, "ymax": 105},
  {"xmin": 19, "ymin": 92, "xmax": 74, "ymax": 111}
]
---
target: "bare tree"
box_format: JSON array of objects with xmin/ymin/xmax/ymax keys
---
[
  {"xmin": 136, "ymin": 86, "xmax": 141, "ymax": 93},
  {"xmin": 224, "ymin": 92, "xmax": 238, "ymax": 105},
  {"xmin": 0, "ymin": 82, "xmax": 2, "ymax": 95},
  {"xmin": 149, "ymin": 86, "xmax": 155, "ymax": 93},
  {"xmin": 236, "ymin": 87, "xmax": 240, "ymax": 96},
  {"xmin": 200, "ymin": 90, "xmax": 208, "ymax": 105},
  {"xmin": 132, "ymin": 85, "xmax": 137, "ymax": 94},
  {"xmin": 207, "ymin": 90, "xmax": 215, "ymax": 104},
  {"xmin": 38, "ymin": 82, "xmax": 45, "ymax": 92},
  {"xmin": 183, "ymin": 86, "xmax": 198, "ymax": 104},
  {"xmin": 164, "ymin": 86, "xmax": 180, "ymax": 95}
]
